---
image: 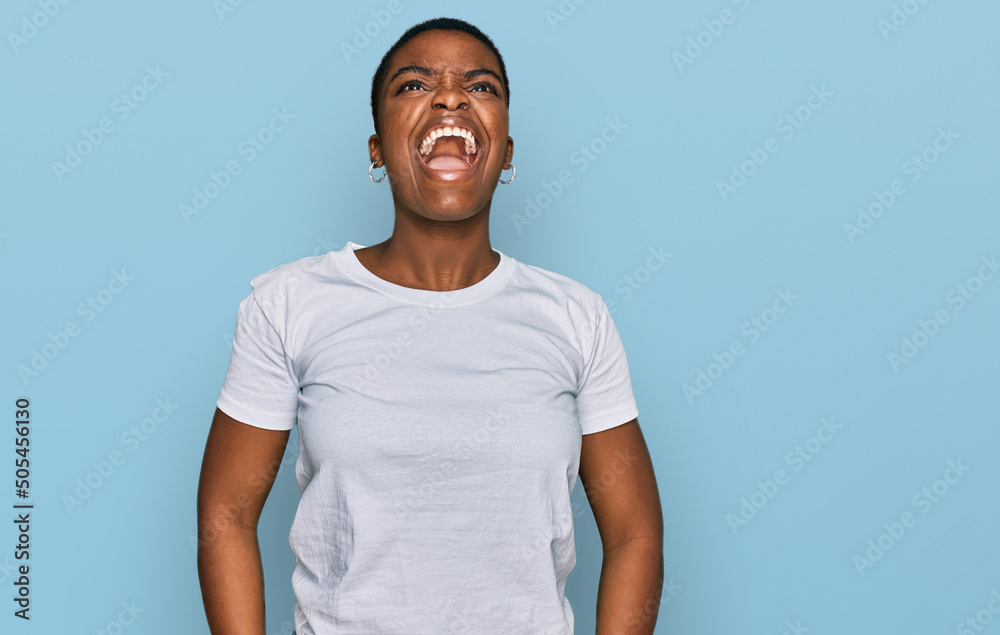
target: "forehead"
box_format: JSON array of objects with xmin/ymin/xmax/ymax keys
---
[{"xmin": 389, "ymin": 29, "xmax": 500, "ymax": 75}]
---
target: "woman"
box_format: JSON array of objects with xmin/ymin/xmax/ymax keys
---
[{"xmin": 197, "ymin": 17, "xmax": 663, "ymax": 635}]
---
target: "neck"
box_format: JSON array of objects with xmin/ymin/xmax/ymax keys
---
[{"xmin": 360, "ymin": 203, "xmax": 500, "ymax": 292}]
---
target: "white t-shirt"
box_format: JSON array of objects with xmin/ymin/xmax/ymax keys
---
[{"xmin": 216, "ymin": 241, "xmax": 639, "ymax": 634}]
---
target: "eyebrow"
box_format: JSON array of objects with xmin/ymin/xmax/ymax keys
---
[{"xmin": 388, "ymin": 65, "xmax": 503, "ymax": 88}]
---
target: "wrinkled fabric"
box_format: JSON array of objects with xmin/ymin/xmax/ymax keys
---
[{"xmin": 217, "ymin": 241, "xmax": 639, "ymax": 634}]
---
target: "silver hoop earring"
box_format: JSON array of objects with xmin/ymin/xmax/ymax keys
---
[
  {"xmin": 499, "ymin": 164, "xmax": 516, "ymax": 185},
  {"xmin": 369, "ymin": 161, "xmax": 386, "ymax": 183}
]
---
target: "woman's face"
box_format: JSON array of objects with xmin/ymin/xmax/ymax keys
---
[{"xmin": 369, "ymin": 29, "xmax": 513, "ymax": 221}]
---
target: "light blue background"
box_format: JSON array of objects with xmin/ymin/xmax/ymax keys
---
[{"xmin": 2, "ymin": 1, "xmax": 998, "ymax": 633}]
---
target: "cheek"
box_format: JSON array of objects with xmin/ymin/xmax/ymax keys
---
[
  {"xmin": 381, "ymin": 130, "xmax": 415, "ymax": 169},
  {"xmin": 485, "ymin": 115, "xmax": 509, "ymax": 153},
  {"xmin": 379, "ymin": 108, "xmax": 419, "ymax": 156}
]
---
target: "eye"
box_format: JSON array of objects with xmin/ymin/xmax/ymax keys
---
[
  {"xmin": 470, "ymin": 81, "xmax": 499, "ymax": 95},
  {"xmin": 396, "ymin": 80, "xmax": 425, "ymax": 94}
]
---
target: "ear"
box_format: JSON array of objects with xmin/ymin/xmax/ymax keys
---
[
  {"xmin": 368, "ymin": 134, "xmax": 384, "ymax": 168},
  {"xmin": 503, "ymin": 136, "xmax": 514, "ymax": 169}
]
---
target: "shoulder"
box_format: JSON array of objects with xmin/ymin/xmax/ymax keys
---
[
  {"xmin": 510, "ymin": 257, "xmax": 608, "ymax": 320},
  {"xmin": 247, "ymin": 252, "xmax": 330, "ymax": 308}
]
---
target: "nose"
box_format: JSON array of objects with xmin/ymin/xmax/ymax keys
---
[{"xmin": 432, "ymin": 82, "xmax": 467, "ymax": 111}]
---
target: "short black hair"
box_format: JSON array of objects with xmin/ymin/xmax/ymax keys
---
[{"xmin": 369, "ymin": 17, "xmax": 510, "ymax": 135}]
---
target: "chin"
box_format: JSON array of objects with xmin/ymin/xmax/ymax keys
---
[{"xmin": 415, "ymin": 194, "xmax": 491, "ymax": 220}]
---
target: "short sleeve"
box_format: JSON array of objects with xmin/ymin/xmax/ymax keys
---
[
  {"xmin": 576, "ymin": 299, "xmax": 639, "ymax": 435},
  {"xmin": 216, "ymin": 286, "xmax": 299, "ymax": 430}
]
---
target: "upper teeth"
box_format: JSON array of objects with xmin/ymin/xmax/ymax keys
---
[{"xmin": 419, "ymin": 126, "xmax": 478, "ymax": 157}]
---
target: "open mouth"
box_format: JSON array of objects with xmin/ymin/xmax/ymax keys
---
[{"xmin": 416, "ymin": 124, "xmax": 481, "ymax": 176}]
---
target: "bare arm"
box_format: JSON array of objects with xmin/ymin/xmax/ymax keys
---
[
  {"xmin": 197, "ymin": 407, "xmax": 291, "ymax": 635},
  {"xmin": 578, "ymin": 418, "xmax": 664, "ymax": 635}
]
